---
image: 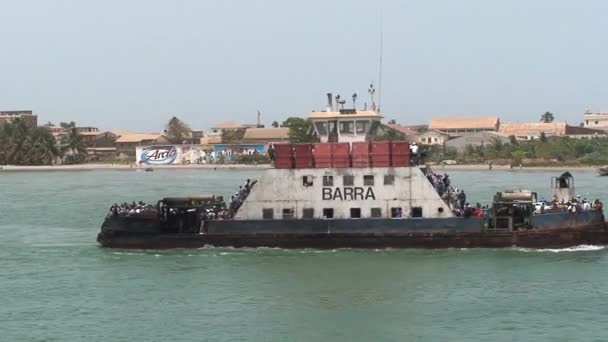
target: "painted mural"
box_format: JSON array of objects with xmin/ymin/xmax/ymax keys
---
[
  {"xmin": 136, "ymin": 144, "xmax": 267, "ymax": 165},
  {"xmin": 136, "ymin": 145, "xmax": 180, "ymax": 165}
]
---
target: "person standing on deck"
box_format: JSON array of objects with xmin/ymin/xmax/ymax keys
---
[{"xmin": 410, "ymin": 143, "xmax": 419, "ymax": 166}]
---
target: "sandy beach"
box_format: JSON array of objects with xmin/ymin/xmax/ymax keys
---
[{"xmin": 0, "ymin": 163, "xmax": 600, "ymax": 172}]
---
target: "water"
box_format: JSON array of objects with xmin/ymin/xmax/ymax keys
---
[{"xmin": 2, "ymin": 168, "xmax": 608, "ymax": 341}]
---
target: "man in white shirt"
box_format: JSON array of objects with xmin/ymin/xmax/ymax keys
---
[{"xmin": 410, "ymin": 143, "xmax": 419, "ymax": 165}]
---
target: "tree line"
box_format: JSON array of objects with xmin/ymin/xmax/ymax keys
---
[
  {"xmin": 0, "ymin": 119, "xmax": 86, "ymax": 165},
  {"xmin": 426, "ymin": 135, "xmax": 608, "ymax": 166}
]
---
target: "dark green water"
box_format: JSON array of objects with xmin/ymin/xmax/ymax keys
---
[{"xmin": 2, "ymin": 169, "xmax": 608, "ymax": 341}]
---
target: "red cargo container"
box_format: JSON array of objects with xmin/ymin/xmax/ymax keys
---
[
  {"xmin": 391, "ymin": 141, "xmax": 410, "ymax": 167},
  {"xmin": 313, "ymin": 143, "xmax": 332, "ymax": 168},
  {"xmin": 371, "ymin": 141, "xmax": 391, "ymax": 167},
  {"xmin": 331, "ymin": 142, "xmax": 351, "ymax": 168},
  {"xmin": 273, "ymin": 144, "xmax": 293, "ymax": 169},
  {"xmin": 351, "ymin": 142, "xmax": 371, "ymax": 167},
  {"xmin": 293, "ymin": 143, "xmax": 314, "ymax": 168}
]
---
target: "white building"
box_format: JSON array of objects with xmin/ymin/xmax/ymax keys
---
[{"xmin": 582, "ymin": 110, "xmax": 608, "ymax": 131}]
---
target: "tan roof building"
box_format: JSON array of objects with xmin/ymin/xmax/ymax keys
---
[
  {"xmin": 114, "ymin": 133, "xmax": 170, "ymax": 153},
  {"xmin": 200, "ymin": 135, "xmax": 223, "ymax": 145},
  {"xmin": 210, "ymin": 121, "xmax": 258, "ymax": 135},
  {"xmin": 498, "ymin": 122, "xmax": 606, "ymax": 140},
  {"xmin": 429, "ymin": 116, "xmax": 500, "ymax": 136},
  {"xmin": 242, "ymin": 127, "xmax": 290, "ymax": 143}
]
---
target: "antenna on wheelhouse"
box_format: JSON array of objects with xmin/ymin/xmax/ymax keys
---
[
  {"xmin": 368, "ymin": 83, "xmax": 376, "ymax": 112},
  {"xmin": 377, "ymin": 16, "xmax": 384, "ymax": 114}
]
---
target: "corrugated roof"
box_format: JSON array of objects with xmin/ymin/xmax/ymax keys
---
[
  {"xmin": 243, "ymin": 127, "xmax": 289, "ymax": 140},
  {"xmin": 385, "ymin": 123, "xmax": 421, "ymax": 136},
  {"xmin": 115, "ymin": 133, "xmax": 162, "ymax": 143},
  {"xmin": 498, "ymin": 122, "xmax": 566, "ymax": 136},
  {"xmin": 429, "ymin": 116, "xmax": 499, "ymax": 130},
  {"xmin": 308, "ymin": 110, "xmax": 382, "ymax": 119},
  {"xmin": 565, "ymin": 126, "xmax": 606, "ymax": 135},
  {"xmin": 211, "ymin": 121, "xmax": 244, "ymax": 129}
]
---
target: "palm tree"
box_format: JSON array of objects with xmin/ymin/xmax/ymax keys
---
[
  {"xmin": 25, "ymin": 127, "xmax": 59, "ymax": 165},
  {"xmin": 61, "ymin": 127, "xmax": 86, "ymax": 164},
  {"xmin": 6, "ymin": 119, "xmax": 30, "ymax": 165}
]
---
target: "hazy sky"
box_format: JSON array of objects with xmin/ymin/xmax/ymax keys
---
[{"xmin": 1, "ymin": 0, "xmax": 607, "ymax": 132}]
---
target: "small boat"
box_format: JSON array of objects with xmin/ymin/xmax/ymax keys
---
[
  {"xmin": 598, "ymin": 167, "xmax": 608, "ymax": 176},
  {"xmin": 145, "ymin": 167, "xmax": 154, "ymax": 172}
]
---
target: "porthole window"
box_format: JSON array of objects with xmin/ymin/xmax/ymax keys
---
[
  {"xmin": 350, "ymin": 208, "xmax": 361, "ymax": 218},
  {"xmin": 302, "ymin": 208, "xmax": 314, "ymax": 219},
  {"xmin": 343, "ymin": 175, "xmax": 354, "ymax": 186},
  {"xmin": 323, "ymin": 175, "xmax": 334, "ymax": 186},
  {"xmin": 363, "ymin": 175, "xmax": 374, "ymax": 186},
  {"xmin": 391, "ymin": 207, "xmax": 402, "ymax": 218},
  {"xmin": 262, "ymin": 208, "xmax": 273, "ymax": 219},
  {"xmin": 411, "ymin": 207, "xmax": 423, "ymax": 218},
  {"xmin": 282, "ymin": 208, "xmax": 295, "ymax": 219},
  {"xmin": 371, "ymin": 208, "xmax": 382, "ymax": 218},
  {"xmin": 323, "ymin": 208, "xmax": 334, "ymax": 219},
  {"xmin": 302, "ymin": 175, "xmax": 313, "ymax": 187},
  {"xmin": 384, "ymin": 175, "xmax": 394, "ymax": 185}
]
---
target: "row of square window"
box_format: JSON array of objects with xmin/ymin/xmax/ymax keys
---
[
  {"xmin": 303, "ymin": 175, "xmax": 395, "ymax": 187},
  {"xmin": 263, "ymin": 207, "xmax": 423, "ymax": 219}
]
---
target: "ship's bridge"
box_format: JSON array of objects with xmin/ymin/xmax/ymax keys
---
[{"xmin": 309, "ymin": 93, "xmax": 382, "ymax": 143}]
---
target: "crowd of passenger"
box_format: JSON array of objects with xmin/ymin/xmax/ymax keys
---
[
  {"xmin": 229, "ymin": 178, "xmax": 257, "ymax": 213},
  {"xmin": 426, "ymin": 171, "xmax": 472, "ymax": 215},
  {"xmin": 108, "ymin": 201, "xmax": 157, "ymax": 218},
  {"xmin": 534, "ymin": 196, "xmax": 603, "ymax": 215}
]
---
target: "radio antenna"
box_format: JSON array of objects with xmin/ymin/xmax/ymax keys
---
[{"xmin": 377, "ymin": 17, "xmax": 384, "ymax": 114}]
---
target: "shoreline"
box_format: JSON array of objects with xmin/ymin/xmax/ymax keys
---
[{"xmin": 0, "ymin": 163, "xmax": 601, "ymax": 172}]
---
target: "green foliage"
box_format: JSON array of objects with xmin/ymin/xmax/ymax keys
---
[
  {"xmin": 540, "ymin": 111, "xmax": 555, "ymax": 123},
  {"xmin": 374, "ymin": 127, "xmax": 406, "ymax": 141},
  {"xmin": 443, "ymin": 136, "xmax": 608, "ymax": 166},
  {"xmin": 282, "ymin": 117, "xmax": 318, "ymax": 143},
  {"xmin": 0, "ymin": 119, "xmax": 61, "ymax": 165},
  {"xmin": 221, "ymin": 128, "xmax": 246, "ymax": 143},
  {"xmin": 60, "ymin": 121, "xmax": 76, "ymax": 129},
  {"xmin": 271, "ymin": 121, "xmax": 279, "ymax": 128},
  {"xmin": 165, "ymin": 116, "xmax": 191, "ymax": 144},
  {"xmin": 233, "ymin": 153, "xmax": 271, "ymax": 164},
  {"xmin": 61, "ymin": 127, "xmax": 87, "ymax": 164}
]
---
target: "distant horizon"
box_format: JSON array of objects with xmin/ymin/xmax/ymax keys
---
[{"xmin": 2, "ymin": 0, "xmax": 607, "ymax": 131}]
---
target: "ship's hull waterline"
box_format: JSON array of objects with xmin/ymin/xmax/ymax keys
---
[{"xmin": 97, "ymin": 212, "xmax": 608, "ymax": 249}]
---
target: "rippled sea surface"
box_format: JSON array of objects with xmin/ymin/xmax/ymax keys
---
[{"xmin": 2, "ymin": 168, "xmax": 608, "ymax": 341}]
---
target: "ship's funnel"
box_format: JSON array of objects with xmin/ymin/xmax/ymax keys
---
[{"xmin": 327, "ymin": 93, "xmax": 333, "ymax": 111}]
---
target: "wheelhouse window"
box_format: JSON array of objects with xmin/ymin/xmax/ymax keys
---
[
  {"xmin": 371, "ymin": 208, "xmax": 382, "ymax": 218},
  {"xmin": 282, "ymin": 208, "xmax": 295, "ymax": 219},
  {"xmin": 302, "ymin": 208, "xmax": 314, "ymax": 219},
  {"xmin": 323, "ymin": 175, "xmax": 334, "ymax": 186},
  {"xmin": 302, "ymin": 175, "xmax": 313, "ymax": 187},
  {"xmin": 262, "ymin": 209, "xmax": 274, "ymax": 219},
  {"xmin": 315, "ymin": 121, "xmax": 328, "ymax": 136},
  {"xmin": 343, "ymin": 175, "xmax": 354, "ymax": 186},
  {"xmin": 323, "ymin": 208, "xmax": 334, "ymax": 219},
  {"xmin": 355, "ymin": 120, "xmax": 369, "ymax": 134},
  {"xmin": 339, "ymin": 120, "xmax": 354, "ymax": 134},
  {"xmin": 350, "ymin": 208, "xmax": 361, "ymax": 218},
  {"xmin": 364, "ymin": 175, "xmax": 374, "ymax": 186},
  {"xmin": 391, "ymin": 207, "xmax": 402, "ymax": 218},
  {"xmin": 411, "ymin": 207, "xmax": 423, "ymax": 218},
  {"xmin": 384, "ymin": 175, "xmax": 394, "ymax": 185}
]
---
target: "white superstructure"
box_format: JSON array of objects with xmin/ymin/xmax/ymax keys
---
[{"xmin": 234, "ymin": 167, "xmax": 454, "ymax": 220}]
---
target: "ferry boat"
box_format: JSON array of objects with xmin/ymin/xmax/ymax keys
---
[{"xmin": 97, "ymin": 93, "xmax": 608, "ymax": 249}]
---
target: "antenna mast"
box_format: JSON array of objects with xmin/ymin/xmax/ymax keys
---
[{"xmin": 377, "ymin": 17, "xmax": 383, "ymax": 114}]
